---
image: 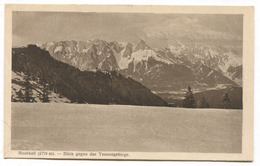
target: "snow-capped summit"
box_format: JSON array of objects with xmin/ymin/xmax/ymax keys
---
[
  {"xmin": 39, "ymin": 40, "xmax": 119, "ymax": 71},
  {"xmin": 133, "ymin": 39, "xmax": 151, "ymax": 52}
]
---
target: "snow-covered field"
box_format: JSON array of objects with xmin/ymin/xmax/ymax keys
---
[{"xmin": 11, "ymin": 103, "xmax": 242, "ymax": 153}]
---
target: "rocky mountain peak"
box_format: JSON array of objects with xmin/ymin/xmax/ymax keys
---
[
  {"xmin": 134, "ymin": 40, "xmax": 151, "ymax": 52},
  {"xmin": 121, "ymin": 43, "xmax": 133, "ymax": 58}
]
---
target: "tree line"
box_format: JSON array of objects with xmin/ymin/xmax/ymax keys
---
[{"xmin": 182, "ymin": 86, "xmax": 231, "ymax": 109}]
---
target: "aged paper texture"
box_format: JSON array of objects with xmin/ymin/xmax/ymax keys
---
[{"xmin": 4, "ymin": 4, "xmax": 254, "ymax": 161}]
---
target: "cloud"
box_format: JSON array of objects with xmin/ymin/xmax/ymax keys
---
[{"xmin": 12, "ymin": 12, "xmax": 243, "ymax": 47}]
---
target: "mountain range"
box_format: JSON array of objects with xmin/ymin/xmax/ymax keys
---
[{"xmin": 38, "ymin": 39, "xmax": 242, "ymax": 93}]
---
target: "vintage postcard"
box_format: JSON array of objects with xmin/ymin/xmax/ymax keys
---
[{"xmin": 4, "ymin": 4, "xmax": 254, "ymax": 161}]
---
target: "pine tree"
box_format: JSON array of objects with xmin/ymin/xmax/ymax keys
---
[
  {"xmin": 222, "ymin": 92, "xmax": 231, "ymax": 109},
  {"xmin": 38, "ymin": 67, "xmax": 51, "ymax": 102},
  {"xmin": 183, "ymin": 86, "xmax": 196, "ymax": 108},
  {"xmin": 40, "ymin": 82, "xmax": 50, "ymax": 102},
  {"xmin": 197, "ymin": 95, "xmax": 210, "ymax": 108},
  {"xmin": 23, "ymin": 74, "xmax": 33, "ymax": 102},
  {"xmin": 20, "ymin": 53, "xmax": 35, "ymax": 102},
  {"xmin": 17, "ymin": 89, "xmax": 24, "ymax": 102}
]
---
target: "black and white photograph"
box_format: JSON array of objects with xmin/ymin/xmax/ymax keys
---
[{"xmin": 3, "ymin": 4, "xmax": 254, "ymax": 161}]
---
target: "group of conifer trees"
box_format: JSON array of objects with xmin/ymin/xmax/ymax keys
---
[
  {"xmin": 12, "ymin": 53, "xmax": 51, "ymax": 103},
  {"xmin": 182, "ymin": 86, "xmax": 231, "ymax": 108},
  {"xmin": 12, "ymin": 73, "xmax": 51, "ymax": 103}
]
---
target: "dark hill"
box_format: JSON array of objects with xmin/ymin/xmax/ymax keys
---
[
  {"xmin": 12, "ymin": 45, "xmax": 168, "ymax": 106},
  {"xmin": 163, "ymin": 87, "xmax": 242, "ymax": 109},
  {"xmin": 193, "ymin": 87, "xmax": 242, "ymax": 109}
]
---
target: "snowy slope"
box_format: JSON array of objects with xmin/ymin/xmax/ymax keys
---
[
  {"xmin": 167, "ymin": 44, "xmax": 242, "ymax": 85},
  {"xmin": 12, "ymin": 71, "xmax": 70, "ymax": 103}
]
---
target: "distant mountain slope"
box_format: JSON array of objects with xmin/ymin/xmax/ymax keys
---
[
  {"xmin": 193, "ymin": 64, "xmax": 239, "ymax": 87},
  {"xmin": 12, "ymin": 45, "xmax": 168, "ymax": 106},
  {"xmin": 226, "ymin": 65, "xmax": 242, "ymax": 86}
]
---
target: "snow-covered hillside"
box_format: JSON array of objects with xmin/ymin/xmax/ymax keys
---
[{"xmin": 12, "ymin": 71, "xmax": 70, "ymax": 103}]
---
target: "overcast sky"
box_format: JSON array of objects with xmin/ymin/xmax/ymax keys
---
[{"xmin": 12, "ymin": 12, "xmax": 243, "ymax": 47}]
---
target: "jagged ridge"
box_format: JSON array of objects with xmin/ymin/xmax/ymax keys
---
[{"xmin": 39, "ymin": 39, "xmax": 241, "ymax": 91}]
